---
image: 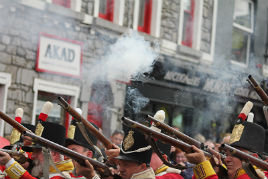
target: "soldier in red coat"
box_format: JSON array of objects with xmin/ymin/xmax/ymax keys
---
[
  {"xmin": 186, "ymin": 114, "xmax": 267, "ymax": 179},
  {"xmin": 0, "ymin": 121, "xmax": 75, "ymax": 179},
  {"xmin": 65, "ymin": 118, "xmax": 102, "ymax": 179}
]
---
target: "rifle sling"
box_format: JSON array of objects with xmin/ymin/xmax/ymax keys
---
[
  {"xmin": 147, "ymin": 135, "xmax": 188, "ymax": 170},
  {"xmin": 76, "ymin": 122, "xmax": 105, "ymax": 162}
]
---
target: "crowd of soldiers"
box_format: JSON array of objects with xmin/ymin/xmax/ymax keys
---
[{"xmin": 0, "ymin": 100, "xmax": 267, "ymax": 179}]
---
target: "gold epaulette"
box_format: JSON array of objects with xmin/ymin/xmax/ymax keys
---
[
  {"xmin": 193, "ymin": 160, "xmax": 216, "ymax": 179},
  {"xmin": 5, "ymin": 161, "xmax": 26, "ymax": 179},
  {"xmin": 155, "ymin": 164, "xmax": 169, "ymax": 175}
]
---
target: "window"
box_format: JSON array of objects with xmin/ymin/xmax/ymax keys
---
[
  {"xmin": 181, "ymin": 0, "xmax": 195, "ymax": 47},
  {"xmin": 87, "ymin": 80, "xmax": 114, "ymax": 129},
  {"xmin": 0, "ymin": 73, "xmax": 11, "ymax": 137},
  {"xmin": 52, "ymin": 0, "xmax": 71, "ymax": 8},
  {"xmin": 138, "ymin": 0, "xmax": 152, "ymax": 34},
  {"xmin": 35, "ymin": 91, "xmax": 70, "ymax": 125},
  {"xmin": 47, "ymin": 0, "xmax": 82, "ymax": 12},
  {"xmin": 133, "ymin": 0, "xmax": 162, "ymax": 37},
  {"xmin": 231, "ymin": 0, "xmax": 254, "ymax": 65},
  {"xmin": 33, "ymin": 79, "xmax": 80, "ymax": 134},
  {"xmin": 99, "ymin": 0, "xmax": 114, "ymax": 21}
]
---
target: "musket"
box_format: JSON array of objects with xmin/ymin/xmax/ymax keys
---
[
  {"xmin": 220, "ymin": 144, "xmax": 268, "ymax": 171},
  {"xmin": 0, "ymin": 110, "xmax": 112, "ymax": 177},
  {"xmin": 121, "ymin": 117, "xmax": 212, "ymax": 157},
  {"xmin": 247, "ymin": 75, "xmax": 268, "ymax": 127},
  {"xmin": 0, "ymin": 149, "xmax": 27, "ymax": 164},
  {"xmin": 23, "ymin": 131, "xmax": 112, "ymax": 177},
  {"xmin": 0, "ymin": 149, "xmax": 24, "ymax": 155},
  {"xmin": 147, "ymin": 115, "xmax": 226, "ymax": 159},
  {"xmin": 58, "ymin": 96, "xmax": 114, "ymax": 150},
  {"xmin": 247, "ymin": 75, "xmax": 268, "ymax": 105}
]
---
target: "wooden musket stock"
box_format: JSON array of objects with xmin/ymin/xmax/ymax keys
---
[
  {"xmin": 248, "ymin": 75, "xmax": 268, "ymax": 105},
  {"xmin": 58, "ymin": 96, "xmax": 114, "ymax": 149},
  {"xmin": 24, "ymin": 131, "xmax": 112, "ymax": 177},
  {"xmin": 220, "ymin": 144, "xmax": 268, "ymax": 171}
]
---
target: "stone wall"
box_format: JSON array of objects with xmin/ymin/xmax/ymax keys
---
[
  {"xmin": 0, "ymin": 0, "xmax": 126, "ymax": 136},
  {"xmin": 123, "ymin": 0, "xmax": 135, "ymax": 28},
  {"xmin": 201, "ymin": 0, "xmax": 214, "ymax": 54},
  {"xmin": 160, "ymin": 0, "xmax": 180, "ymax": 42}
]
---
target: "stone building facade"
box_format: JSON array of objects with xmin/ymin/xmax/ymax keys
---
[{"xmin": 0, "ymin": 0, "xmax": 267, "ymax": 141}]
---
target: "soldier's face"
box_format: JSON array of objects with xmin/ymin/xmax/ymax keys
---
[
  {"xmin": 67, "ymin": 144, "xmax": 93, "ymax": 158},
  {"xmin": 117, "ymin": 160, "xmax": 146, "ymax": 179},
  {"xmin": 225, "ymin": 154, "xmax": 242, "ymax": 178},
  {"xmin": 31, "ymin": 148, "xmax": 44, "ymax": 162},
  {"xmin": 111, "ymin": 134, "xmax": 124, "ymax": 146}
]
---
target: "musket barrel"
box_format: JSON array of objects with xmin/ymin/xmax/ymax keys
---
[
  {"xmin": 24, "ymin": 131, "xmax": 112, "ymax": 176},
  {"xmin": 0, "ymin": 149, "xmax": 23, "ymax": 155},
  {"xmin": 220, "ymin": 144, "xmax": 268, "ymax": 170},
  {"xmin": 122, "ymin": 117, "xmax": 212, "ymax": 157},
  {"xmin": 148, "ymin": 115, "xmax": 201, "ymax": 147},
  {"xmin": 58, "ymin": 96, "xmax": 114, "ymax": 150},
  {"xmin": 147, "ymin": 115, "xmax": 225, "ymax": 159}
]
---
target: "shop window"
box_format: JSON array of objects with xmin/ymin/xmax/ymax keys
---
[
  {"xmin": 33, "ymin": 79, "xmax": 80, "ymax": 135},
  {"xmin": 99, "ymin": 0, "xmax": 114, "ymax": 22},
  {"xmin": 181, "ymin": 0, "xmax": 195, "ymax": 47},
  {"xmin": 87, "ymin": 102, "xmax": 103, "ymax": 128},
  {"xmin": 0, "ymin": 73, "xmax": 11, "ymax": 137},
  {"xmin": 231, "ymin": 0, "xmax": 254, "ymax": 65},
  {"xmin": 137, "ymin": 0, "xmax": 152, "ymax": 34},
  {"xmin": 52, "ymin": 0, "xmax": 71, "ymax": 8},
  {"xmin": 87, "ymin": 81, "xmax": 114, "ymax": 129}
]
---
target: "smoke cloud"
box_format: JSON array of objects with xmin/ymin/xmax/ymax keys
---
[{"xmin": 89, "ymin": 31, "xmax": 158, "ymax": 82}]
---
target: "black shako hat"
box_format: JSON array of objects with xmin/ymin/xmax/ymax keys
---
[
  {"xmin": 229, "ymin": 121, "xmax": 265, "ymax": 154},
  {"xmin": 65, "ymin": 120, "xmax": 98, "ymax": 152},
  {"xmin": 115, "ymin": 129, "xmax": 152, "ymax": 166},
  {"xmin": 156, "ymin": 140, "xmax": 171, "ymax": 157},
  {"xmin": 22, "ymin": 121, "xmax": 66, "ymax": 152},
  {"xmin": 263, "ymin": 130, "xmax": 268, "ymax": 156}
]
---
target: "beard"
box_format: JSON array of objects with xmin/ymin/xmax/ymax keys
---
[{"xmin": 31, "ymin": 159, "xmax": 43, "ymax": 178}]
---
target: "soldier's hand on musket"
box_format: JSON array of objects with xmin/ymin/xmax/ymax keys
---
[
  {"xmin": 74, "ymin": 160, "xmax": 97, "ymax": 179},
  {"xmin": 0, "ymin": 151, "xmax": 12, "ymax": 165},
  {"xmin": 208, "ymin": 147, "xmax": 222, "ymax": 167},
  {"xmin": 185, "ymin": 145, "xmax": 206, "ymax": 164},
  {"xmin": 105, "ymin": 144, "xmax": 120, "ymax": 159}
]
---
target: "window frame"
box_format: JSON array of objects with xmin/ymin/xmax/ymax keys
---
[
  {"xmin": 46, "ymin": 0, "xmax": 82, "ymax": 12},
  {"xmin": 98, "ymin": 0, "xmax": 115, "ymax": 21},
  {"xmin": 94, "ymin": 0, "xmax": 125, "ymax": 25},
  {"xmin": 181, "ymin": 0, "xmax": 195, "ymax": 47},
  {"xmin": 137, "ymin": 0, "xmax": 153, "ymax": 34},
  {"xmin": 133, "ymin": 0, "xmax": 162, "ymax": 37},
  {"xmin": 178, "ymin": 0, "xmax": 203, "ymax": 51},
  {"xmin": 231, "ymin": 0, "xmax": 254, "ymax": 67},
  {"xmin": 0, "ymin": 73, "xmax": 11, "ymax": 137},
  {"xmin": 32, "ymin": 79, "xmax": 80, "ymax": 130}
]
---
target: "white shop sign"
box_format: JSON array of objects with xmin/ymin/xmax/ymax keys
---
[{"xmin": 36, "ymin": 33, "xmax": 83, "ymax": 77}]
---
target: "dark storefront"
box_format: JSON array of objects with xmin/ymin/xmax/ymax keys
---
[{"xmin": 124, "ymin": 60, "xmax": 266, "ymax": 142}]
